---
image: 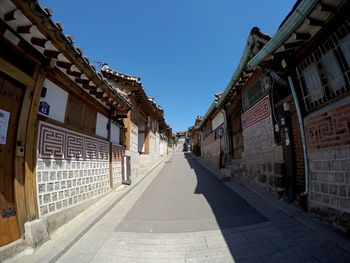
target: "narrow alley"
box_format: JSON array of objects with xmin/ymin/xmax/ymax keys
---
[{"xmin": 52, "ymin": 145, "xmax": 350, "ymax": 263}]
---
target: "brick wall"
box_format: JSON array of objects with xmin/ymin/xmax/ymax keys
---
[
  {"xmin": 281, "ymin": 95, "xmax": 305, "ymax": 194},
  {"xmin": 305, "ymin": 96, "xmax": 350, "ymax": 233}
]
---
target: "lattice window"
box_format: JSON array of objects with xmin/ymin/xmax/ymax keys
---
[
  {"xmin": 296, "ymin": 19, "xmax": 350, "ymax": 112},
  {"xmin": 242, "ymin": 76, "xmax": 269, "ymax": 112}
]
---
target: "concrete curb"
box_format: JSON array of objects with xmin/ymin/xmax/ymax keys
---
[
  {"xmin": 189, "ymin": 153, "xmax": 350, "ymax": 255},
  {"xmin": 34, "ymin": 153, "xmax": 171, "ymax": 263}
]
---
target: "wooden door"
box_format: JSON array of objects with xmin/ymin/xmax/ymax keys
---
[{"xmin": 0, "ymin": 73, "xmax": 25, "ymax": 247}]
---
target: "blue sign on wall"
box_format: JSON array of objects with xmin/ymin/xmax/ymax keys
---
[{"xmin": 39, "ymin": 101, "xmax": 50, "ymax": 116}]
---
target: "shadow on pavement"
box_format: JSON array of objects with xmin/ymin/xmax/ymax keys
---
[{"xmin": 184, "ymin": 152, "xmax": 267, "ymax": 258}]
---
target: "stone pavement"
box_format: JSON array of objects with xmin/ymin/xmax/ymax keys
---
[{"xmin": 55, "ymin": 149, "xmax": 350, "ymax": 263}]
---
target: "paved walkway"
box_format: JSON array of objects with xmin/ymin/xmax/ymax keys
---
[{"xmin": 56, "ymin": 148, "xmax": 350, "ymax": 263}]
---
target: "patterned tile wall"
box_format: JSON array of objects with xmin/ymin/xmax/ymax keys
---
[{"xmin": 36, "ymin": 122, "xmax": 110, "ymax": 217}]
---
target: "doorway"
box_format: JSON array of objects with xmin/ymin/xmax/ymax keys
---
[{"xmin": 0, "ymin": 73, "xmax": 25, "ymax": 246}]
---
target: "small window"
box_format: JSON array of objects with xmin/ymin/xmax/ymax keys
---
[
  {"xmin": 302, "ymin": 63, "xmax": 324, "ymax": 102},
  {"xmin": 319, "ymin": 51, "xmax": 346, "ymax": 93},
  {"xmin": 339, "ymin": 34, "xmax": 350, "ymax": 68}
]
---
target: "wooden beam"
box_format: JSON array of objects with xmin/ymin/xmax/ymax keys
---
[
  {"xmin": 31, "ymin": 37, "xmax": 48, "ymax": 48},
  {"xmin": 0, "ymin": 57, "xmax": 35, "ymax": 87},
  {"xmin": 17, "ymin": 25, "xmax": 37, "ymax": 34},
  {"xmin": 316, "ymin": 3, "xmax": 337, "ymax": 13},
  {"xmin": 66, "ymin": 69, "xmax": 81, "ymax": 78},
  {"xmin": 291, "ymin": 32, "xmax": 311, "ymax": 41},
  {"xmin": 281, "ymin": 41, "xmax": 304, "ymax": 51},
  {"xmin": 43, "ymin": 50, "xmax": 61, "ymax": 59},
  {"xmin": 4, "ymin": 9, "xmax": 22, "ymax": 21},
  {"xmin": 305, "ymin": 18, "xmax": 324, "ymax": 27},
  {"xmin": 24, "ymin": 66, "xmax": 46, "ymax": 220},
  {"xmin": 56, "ymin": 60, "xmax": 71, "ymax": 69}
]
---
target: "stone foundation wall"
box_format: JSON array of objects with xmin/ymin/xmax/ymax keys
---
[
  {"xmin": 230, "ymin": 160, "xmax": 286, "ymax": 196},
  {"xmin": 111, "ymin": 144, "xmax": 125, "ymax": 188},
  {"xmin": 201, "ymin": 133, "xmax": 221, "ymax": 167}
]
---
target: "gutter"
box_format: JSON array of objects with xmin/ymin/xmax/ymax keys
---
[
  {"xmin": 288, "ymin": 76, "xmax": 309, "ymax": 195},
  {"xmin": 247, "ymin": 0, "xmax": 319, "ymax": 68}
]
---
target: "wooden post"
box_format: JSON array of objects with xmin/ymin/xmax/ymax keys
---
[
  {"xmin": 108, "ymin": 113, "xmax": 113, "ymax": 189},
  {"xmin": 124, "ymin": 111, "xmax": 131, "ymax": 151},
  {"xmin": 23, "ymin": 66, "xmax": 46, "ymax": 220}
]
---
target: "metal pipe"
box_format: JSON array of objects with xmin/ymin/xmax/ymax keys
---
[{"xmin": 287, "ymin": 76, "xmax": 309, "ymax": 195}]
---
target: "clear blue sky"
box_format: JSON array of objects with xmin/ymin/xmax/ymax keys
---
[{"xmin": 40, "ymin": 0, "xmax": 295, "ymax": 133}]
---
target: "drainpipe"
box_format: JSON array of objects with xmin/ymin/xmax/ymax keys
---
[
  {"xmin": 287, "ymin": 76, "xmax": 309, "ymax": 195},
  {"xmin": 221, "ymin": 109, "xmax": 229, "ymax": 161}
]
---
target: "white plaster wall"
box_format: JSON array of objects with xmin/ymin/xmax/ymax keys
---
[
  {"xmin": 111, "ymin": 123, "xmax": 120, "ymax": 144},
  {"xmin": 138, "ymin": 133, "xmax": 145, "ymax": 153},
  {"xmin": 212, "ymin": 112, "xmax": 224, "ymax": 131},
  {"xmin": 96, "ymin": 113, "xmax": 108, "ymax": 138},
  {"xmin": 39, "ymin": 79, "xmax": 68, "ymax": 123}
]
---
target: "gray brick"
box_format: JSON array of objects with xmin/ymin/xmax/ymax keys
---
[
  {"xmin": 315, "ymin": 151, "xmax": 323, "ymax": 160},
  {"xmin": 331, "ymin": 196, "xmax": 340, "ymax": 206},
  {"xmin": 332, "ymin": 160, "xmax": 341, "ymax": 171},
  {"xmin": 346, "ymin": 173, "xmax": 350, "ymax": 184},
  {"xmin": 318, "ymin": 173, "xmax": 326, "ymax": 182},
  {"xmin": 315, "ymin": 161, "xmax": 323, "ymax": 171},
  {"xmin": 337, "ymin": 148, "xmax": 348, "ymax": 159},
  {"xmin": 339, "ymin": 185, "xmax": 348, "ymax": 197},
  {"xmin": 320, "ymin": 183, "xmax": 328, "ymax": 193},
  {"xmin": 329, "ymin": 184, "xmax": 338, "ymax": 195},
  {"xmin": 326, "ymin": 173, "xmax": 335, "ymax": 183},
  {"xmin": 322, "ymin": 194, "xmax": 330, "ymax": 204},
  {"xmin": 323, "ymin": 161, "xmax": 331, "ymax": 171},
  {"xmin": 341, "ymin": 160, "xmax": 350, "ymax": 171},
  {"xmin": 310, "ymin": 172, "xmax": 317, "ymax": 181},
  {"xmin": 335, "ymin": 173, "xmax": 345, "ymax": 184},
  {"xmin": 323, "ymin": 150, "xmax": 331, "ymax": 160},
  {"xmin": 340, "ymin": 198, "xmax": 350, "ymax": 209}
]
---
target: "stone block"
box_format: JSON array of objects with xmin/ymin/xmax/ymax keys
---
[
  {"xmin": 310, "ymin": 172, "xmax": 317, "ymax": 181},
  {"xmin": 346, "ymin": 173, "xmax": 350, "ymax": 184},
  {"xmin": 326, "ymin": 173, "xmax": 335, "ymax": 183},
  {"xmin": 258, "ymin": 173, "xmax": 267, "ymax": 183},
  {"xmin": 332, "ymin": 161, "xmax": 341, "ymax": 171},
  {"xmin": 322, "ymin": 194, "xmax": 330, "ymax": 204},
  {"xmin": 329, "ymin": 184, "xmax": 338, "ymax": 195},
  {"xmin": 335, "ymin": 173, "xmax": 344, "ymax": 184},
  {"xmin": 315, "ymin": 161, "xmax": 323, "ymax": 171},
  {"xmin": 337, "ymin": 148, "xmax": 348, "ymax": 159},
  {"xmin": 339, "ymin": 186, "xmax": 347, "ymax": 197},
  {"xmin": 273, "ymin": 175, "xmax": 284, "ymax": 187},
  {"xmin": 340, "ymin": 198, "xmax": 350, "ymax": 210},
  {"xmin": 319, "ymin": 173, "xmax": 326, "ymax": 182},
  {"xmin": 267, "ymin": 163, "xmax": 272, "ymax": 172},
  {"xmin": 323, "ymin": 161, "xmax": 331, "ymax": 171},
  {"xmin": 268, "ymin": 175, "xmax": 273, "ymax": 186},
  {"xmin": 331, "ymin": 196, "xmax": 340, "ymax": 207},
  {"xmin": 315, "ymin": 151, "xmax": 323, "ymax": 160},
  {"xmin": 273, "ymin": 163, "xmax": 285, "ymax": 175},
  {"xmin": 341, "ymin": 160, "xmax": 350, "ymax": 171},
  {"xmin": 320, "ymin": 183, "xmax": 328, "ymax": 194},
  {"xmin": 24, "ymin": 218, "xmax": 49, "ymax": 247}
]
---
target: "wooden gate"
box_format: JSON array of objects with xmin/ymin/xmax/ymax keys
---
[{"xmin": 0, "ymin": 73, "xmax": 24, "ymax": 246}]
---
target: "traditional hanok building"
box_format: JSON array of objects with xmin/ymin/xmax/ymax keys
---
[
  {"xmin": 188, "ymin": 116, "xmax": 202, "ymax": 156},
  {"xmin": 248, "ymin": 0, "xmax": 350, "ymax": 233},
  {"xmin": 199, "ymin": 94, "xmax": 227, "ymax": 168},
  {"xmin": 102, "ymin": 65, "xmax": 170, "ymax": 177},
  {"xmin": 0, "ymin": 0, "xmax": 131, "ymax": 252},
  {"xmin": 213, "ymin": 27, "xmax": 295, "ymax": 197}
]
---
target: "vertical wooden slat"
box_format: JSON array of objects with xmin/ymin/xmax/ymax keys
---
[
  {"xmin": 24, "ymin": 67, "xmax": 46, "ymax": 220},
  {"xmin": 108, "ymin": 115, "xmax": 113, "ymax": 189}
]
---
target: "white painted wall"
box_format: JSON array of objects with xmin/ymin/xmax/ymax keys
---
[
  {"xmin": 39, "ymin": 79, "xmax": 68, "ymax": 123},
  {"xmin": 138, "ymin": 133, "xmax": 145, "ymax": 153},
  {"xmin": 212, "ymin": 112, "xmax": 224, "ymax": 131},
  {"xmin": 111, "ymin": 123, "xmax": 120, "ymax": 144},
  {"xmin": 96, "ymin": 113, "xmax": 108, "ymax": 138}
]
